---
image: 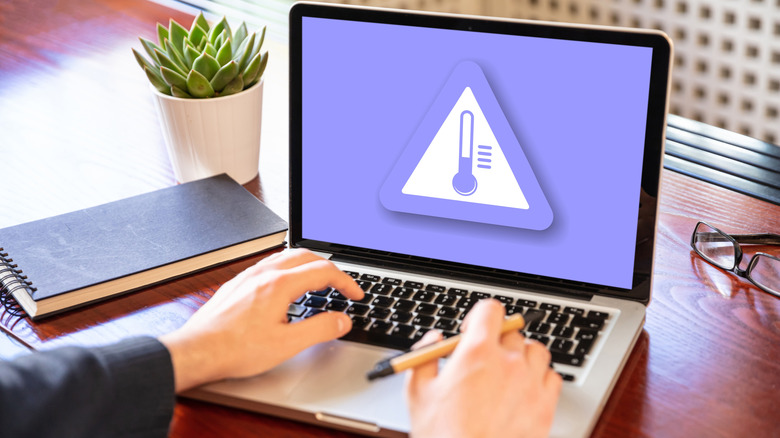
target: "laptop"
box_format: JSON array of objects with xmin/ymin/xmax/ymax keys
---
[{"xmin": 183, "ymin": 3, "xmax": 672, "ymax": 437}]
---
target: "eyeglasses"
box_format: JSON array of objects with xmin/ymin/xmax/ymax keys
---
[{"xmin": 690, "ymin": 221, "xmax": 780, "ymax": 298}]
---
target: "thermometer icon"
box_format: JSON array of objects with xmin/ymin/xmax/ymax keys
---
[{"xmin": 452, "ymin": 110, "xmax": 478, "ymax": 196}]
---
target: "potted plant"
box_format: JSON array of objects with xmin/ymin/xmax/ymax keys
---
[{"xmin": 132, "ymin": 12, "xmax": 269, "ymax": 184}]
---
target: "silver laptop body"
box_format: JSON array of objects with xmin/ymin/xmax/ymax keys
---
[{"xmin": 184, "ymin": 3, "xmax": 672, "ymax": 437}]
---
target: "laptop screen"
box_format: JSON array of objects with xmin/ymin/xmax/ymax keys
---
[{"xmin": 290, "ymin": 5, "xmax": 670, "ymax": 299}]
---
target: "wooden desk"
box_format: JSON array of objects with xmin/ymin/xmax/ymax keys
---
[{"xmin": 1, "ymin": 1, "xmax": 778, "ymax": 436}]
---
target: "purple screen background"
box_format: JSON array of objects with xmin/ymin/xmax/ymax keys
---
[{"xmin": 300, "ymin": 17, "xmax": 653, "ymax": 289}]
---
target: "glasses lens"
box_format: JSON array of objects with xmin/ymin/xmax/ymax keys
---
[
  {"xmin": 749, "ymin": 254, "xmax": 780, "ymax": 295},
  {"xmin": 693, "ymin": 222, "xmax": 736, "ymax": 269}
]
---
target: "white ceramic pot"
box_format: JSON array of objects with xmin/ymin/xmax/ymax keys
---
[{"xmin": 151, "ymin": 80, "xmax": 264, "ymax": 184}]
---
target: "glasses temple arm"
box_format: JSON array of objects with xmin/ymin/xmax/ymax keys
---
[{"xmin": 729, "ymin": 233, "xmax": 780, "ymax": 245}]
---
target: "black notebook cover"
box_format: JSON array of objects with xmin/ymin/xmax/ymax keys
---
[{"xmin": 0, "ymin": 174, "xmax": 288, "ymax": 319}]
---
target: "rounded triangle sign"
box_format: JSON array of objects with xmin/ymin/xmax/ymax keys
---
[{"xmin": 380, "ymin": 61, "xmax": 553, "ymax": 230}]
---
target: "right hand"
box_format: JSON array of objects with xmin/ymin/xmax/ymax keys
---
[{"xmin": 405, "ymin": 299, "xmax": 562, "ymax": 438}]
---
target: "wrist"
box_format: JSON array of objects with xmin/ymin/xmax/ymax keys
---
[{"xmin": 159, "ymin": 330, "xmax": 224, "ymax": 393}]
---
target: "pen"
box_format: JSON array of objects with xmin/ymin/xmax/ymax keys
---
[{"xmin": 366, "ymin": 313, "xmax": 527, "ymax": 381}]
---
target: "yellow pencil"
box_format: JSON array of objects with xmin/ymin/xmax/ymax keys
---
[{"xmin": 366, "ymin": 313, "xmax": 527, "ymax": 380}]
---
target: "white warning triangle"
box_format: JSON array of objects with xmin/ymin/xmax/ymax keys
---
[{"xmin": 401, "ymin": 87, "xmax": 529, "ymax": 210}]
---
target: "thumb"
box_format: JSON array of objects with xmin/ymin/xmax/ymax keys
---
[
  {"xmin": 405, "ymin": 330, "xmax": 442, "ymax": 401},
  {"xmin": 286, "ymin": 312, "xmax": 352, "ymax": 351}
]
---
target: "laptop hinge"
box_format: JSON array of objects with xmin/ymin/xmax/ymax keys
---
[{"xmin": 331, "ymin": 252, "xmax": 595, "ymax": 302}]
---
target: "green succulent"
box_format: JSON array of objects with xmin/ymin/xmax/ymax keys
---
[{"xmin": 132, "ymin": 13, "xmax": 268, "ymax": 98}]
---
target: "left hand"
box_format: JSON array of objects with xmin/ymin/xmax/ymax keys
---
[{"xmin": 159, "ymin": 248, "xmax": 364, "ymax": 392}]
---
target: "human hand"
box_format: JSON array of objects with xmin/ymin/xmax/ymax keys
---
[
  {"xmin": 159, "ymin": 248, "xmax": 364, "ymax": 392},
  {"xmin": 405, "ymin": 299, "xmax": 562, "ymax": 438}
]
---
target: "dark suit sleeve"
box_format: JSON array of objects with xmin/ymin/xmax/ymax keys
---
[{"xmin": 0, "ymin": 336, "xmax": 175, "ymax": 438}]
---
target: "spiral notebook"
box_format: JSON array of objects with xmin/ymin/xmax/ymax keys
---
[{"xmin": 0, "ymin": 174, "xmax": 287, "ymax": 320}]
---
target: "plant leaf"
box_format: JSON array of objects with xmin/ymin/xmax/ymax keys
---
[
  {"xmin": 186, "ymin": 70, "xmax": 215, "ymax": 98},
  {"xmin": 242, "ymin": 51, "xmax": 266, "ymax": 86},
  {"xmin": 183, "ymin": 43, "xmax": 199, "ymax": 69},
  {"xmin": 160, "ymin": 66, "xmax": 188, "ymax": 90},
  {"xmin": 171, "ymin": 85, "xmax": 192, "ymax": 98},
  {"xmin": 193, "ymin": 12, "xmax": 209, "ymax": 33},
  {"xmin": 208, "ymin": 17, "xmax": 228, "ymax": 46},
  {"xmin": 144, "ymin": 66, "xmax": 170, "ymax": 95},
  {"xmin": 154, "ymin": 48, "xmax": 187, "ymax": 77},
  {"xmin": 256, "ymin": 26, "xmax": 266, "ymax": 52},
  {"xmin": 169, "ymin": 19, "xmax": 189, "ymax": 53},
  {"xmin": 188, "ymin": 24, "xmax": 207, "ymax": 48},
  {"xmin": 216, "ymin": 38, "xmax": 232, "ymax": 66},
  {"xmin": 233, "ymin": 22, "xmax": 248, "ymax": 49},
  {"xmin": 132, "ymin": 48, "xmax": 157, "ymax": 72},
  {"xmin": 192, "ymin": 52, "xmax": 221, "ymax": 81},
  {"xmin": 234, "ymin": 32, "xmax": 255, "ymax": 71},
  {"xmin": 219, "ymin": 73, "xmax": 244, "ymax": 97},
  {"xmin": 164, "ymin": 39, "xmax": 188, "ymax": 73},
  {"xmin": 204, "ymin": 42, "xmax": 217, "ymax": 58},
  {"xmin": 139, "ymin": 37, "xmax": 161, "ymax": 64},
  {"xmin": 210, "ymin": 60, "xmax": 239, "ymax": 92},
  {"xmin": 156, "ymin": 23, "xmax": 169, "ymax": 47}
]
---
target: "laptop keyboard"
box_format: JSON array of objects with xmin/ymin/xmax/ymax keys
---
[{"xmin": 287, "ymin": 270, "xmax": 610, "ymax": 381}]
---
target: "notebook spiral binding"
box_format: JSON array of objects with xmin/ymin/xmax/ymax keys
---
[{"xmin": 0, "ymin": 248, "xmax": 32, "ymax": 317}]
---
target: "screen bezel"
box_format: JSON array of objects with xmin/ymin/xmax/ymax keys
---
[{"xmin": 289, "ymin": 2, "xmax": 672, "ymax": 304}]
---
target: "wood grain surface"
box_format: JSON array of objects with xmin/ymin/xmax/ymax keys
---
[{"xmin": 1, "ymin": 1, "xmax": 778, "ymax": 437}]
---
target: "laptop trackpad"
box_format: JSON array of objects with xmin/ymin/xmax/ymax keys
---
[{"xmin": 286, "ymin": 340, "xmax": 411, "ymax": 430}]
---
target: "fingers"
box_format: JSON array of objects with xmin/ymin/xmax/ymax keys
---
[
  {"xmin": 284, "ymin": 311, "xmax": 352, "ymax": 351},
  {"xmin": 459, "ymin": 299, "xmax": 506, "ymax": 348},
  {"xmin": 280, "ymin": 259, "xmax": 364, "ymax": 302},
  {"xmin": 405, "ymin": 330, "xmax": 443, "ymax": 399}
]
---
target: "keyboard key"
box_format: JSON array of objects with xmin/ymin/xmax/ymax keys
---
[
  {"xmin": 360, "ymin": 274, "xmax": 381, "ymax": 282},
  {"xmin": 372, "ymin": 296, "xmax": 396, "ymax": 308},
  {"xmin": 528, "ymin": 321, "xmax": 551, "ymax": 334},
  {"xmin": 425, "ymin": 284, "xmax": 446, "ymax": 293},
  {"xmin": 303, "ymin": 296, "xmax": 328, "ymax": 309},
  {"xmin": 529, "ymin": 333, "xmax": 550, "ymax": 346},
  {"xmin": 329, "ymin": 291, "xmax": 348, "ymax": 300},
  {"xmin": 574, "ymin": 339, "xmax": 594, "ymax": 356},
  {"xmin": 550, "ymin": 338, "xmax": 574, "ymax": 353},
  {"xmin": 540, "ymin": 303, "xmax": 560, "ymax": 312},
  {"xmin": 505, "ymin": 305, "xmax": 524, "ymax": 316},
  {"xmin": 371, "ymin": 283, "xmax": 393, "ymax": 295},
  {"xmin": 413, "ymin": 291, "xmax": 436, "ymax": 302},
  {"xmin": 434, "ymin": 318, "xmax": 459, "ymax": 332},
  {"xmin": 412, "ymin": 315, "xmax": 436, "ymax": 327},
  {"xmin": 434, "ymin": 294, "xmax": 458, "ymax": 306},
  {"xmin": 351, "ymin": 316, "xmax": 371, "ymax": 330},
  {"xmin": 304, "ymin": 309, "xmax": 324, "ymax": 318},
  {"xmin": 571, "ymin": 316, "xmax": 605, "ymax": 330},
  {"xmin": 287, "ymin": 303, "xmax": 306, "ymax": 317},
  {"xmin": 393, "ymin": 299, "xmax": 417, "ymax": 312},
  {"xmin": 563, "ymin": 306, "xmax": 585, "ymax": 315},
  {"xmin": 443, "ymin": 331, "xmax": 459, "ymax": 338},
  {"xmin": 456, "ymin": 297, "xmax": 476, "ymax": 308},
  {"xmin": 523, "ymin": 309, "xmax": 547, "ymax": 325},
  {"xmin": 382, "ymin": 277, "xmax": 402, "ymax": 285},
  {"xmin": 391, "ymin": 287, "xmax": 416, "ymax": 299},
  {"xmin": 559, "ymin": 373, "xmax": 576, "ymax": 382},
  {"xmin": 416, "ymin": 303, "xmax": 439, "ymax": 315},
  {"xmin": 347, "ymin": 303, "xmax": 370, "ymax": 316},
  {"xmin": 436, "ymin": 307, "xmax": 461, "ymax": 319},
  {"xmin": 391, "ymin": 324, "xmax": 416, "ymax": 338},
  {"xmin": 576, "ymin": 328, "xmax": 598, "ymax": 341},
  {"xmin": 404, "ymin": 281, "xmax": 424, "ymax": 289},
  {"xmin": 356, "ymin": 280, "xmax": 372, "ymax": 291},
  {"xmin": 494, "ymin": 295, "xmax": 514, "ymax": 305},
  {"xmin": 551, "ymin": 325, "xmax": 574, "ymax": 339},
  {"xmin": 309, "ymin": 287, "xmax": 332, "ymax": 297},
  {"xmin": 447, "ymin": 288, "xmax": 469, "ymax": 296},
  {"xmin": 368, "ymin": 307, "xmax": 391, "ymax": 320},
  {"xmin": 293, "ymin": 294, "xmax": 306, "ymax": 305},
  {"xmin": 344, "ymin": 271, "xmax": 359, "ymax": 279},
  {"xmin": 352, "ymin": 293, "xmax": 374, "ymax": 305},
  {"xmin": 551, "ymin": 351, "xmax": 585, "ymax": 367},
  {"xmin": 547, "ymin": 312, "xmax": 570, "ymax": 325},
  {"xmin": 471, "ymin": 291, "xmax": 491, "ymax": 299},
  {"xmin": 587, "ymin": 310, "xmax": 610, "ymax": 320},
  {"xmin": 369, "ymin": 321, "xmax": 393, "ymax": 334},
  {"xmin": 390, "ymin": 310, "xmax": 414, "ymax": 323},
  {"xmin": 517, "ymin": 299, "xmax": 538, "ymax": 308},
  {"xmin": 326, "ymin": 300, "xmax": 349, "ymax": 312}
]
